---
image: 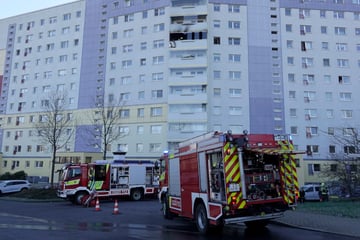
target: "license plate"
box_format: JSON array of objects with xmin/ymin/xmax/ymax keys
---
[{"xmin": 229, "ymin": 183, "xmax": 240, "ymax": 192}]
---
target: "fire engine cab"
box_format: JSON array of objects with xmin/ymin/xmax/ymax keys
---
[
  {"xmin": 57, "ymin": 152, "xmax": 159, "ymax": 205},
  {"xmin": 158, "ymin": 131, "xmax": 303, "ymax": 233}
]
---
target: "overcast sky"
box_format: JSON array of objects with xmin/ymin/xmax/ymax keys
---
[{"xmin": 1, "ymin": 0, "xmax": 76, "ymax": 19}]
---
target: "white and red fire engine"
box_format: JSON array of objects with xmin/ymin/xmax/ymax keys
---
[
  {"xmin": 158, "ymin": 131, "xmax": 303, "ymax": 233},
  {"xmin": 57, "ymin": 152, "xmax": 159, "ymax": 205}
]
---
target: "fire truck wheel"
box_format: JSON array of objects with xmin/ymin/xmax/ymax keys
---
[
  {"xmin": 195, "ymin": 203, "xmax": 209, "ymax": 234},
  {"xmin": 162, "ymin": 196, "xmax": 172, "ymax": 219},
  {"xmin": 131, "ymin": 188, "xmax": 143, "ymax": 201},
  {"xmin": 75, "ymin": 192, "xmax": 88, "ymax": 205}
]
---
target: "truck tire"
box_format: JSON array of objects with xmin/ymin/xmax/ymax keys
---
[
  {"xmin": 131, "ymin": 188, "xmax": 143, "ymax": 201},
  {"xmin": 195, "ymin": 203, "xmax": 209, "ymax": 234},
  {"xmin": 245, "ymin": 220, "xmax": 269, "ymax": 229},
  {"xmin": 75, "ymin": 192, "xmax": 88, "ymax": 205}
]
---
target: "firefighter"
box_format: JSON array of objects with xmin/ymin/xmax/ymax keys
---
[
  {"xmin": 299, "ymin": 188, "xmax": 305, "ymax": 203},
  {"xmin": 319, "ymin": 183, "xmax": 329, "ymax": 202}
]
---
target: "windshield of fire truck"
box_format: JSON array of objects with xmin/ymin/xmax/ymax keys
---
[
  {"xmin": 160, "ymin": 158, "xmax": 166, "ymax": 173},
  {"xmin": 64, "ymin": 167, "xmax": 81, "ymax": 180}
]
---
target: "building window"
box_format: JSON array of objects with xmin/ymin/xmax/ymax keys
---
[
  {"xmin": 300, "ymin": 25, "xmax": 311, "ymax": 34},
  {"xmin": 343, "ymin": 128, "xmax": 355, "ymax": 136},
  {"xmin": 213, "ymin": 71, "xmax": 221, "ymax": 79},
  {"xmin": 229, "ymin": 54, "xmax": 241, "ymax": 62},
  {"xmin": 229, "ymin": 71, "xmax": 241, "ymax": 80},
  {"xmin": 290, "ymin": 108, "xmax": 297, "ymax": 117},
  {"xmin": 152, "ymin": 56, "xmax": 164, "ymax": 65},
  {"xmin": 214, "ymin": 37, "xmax": 221, "ymax": 45},
  {"xmin": 229, "ymin": 106, "xmax": 242, "ymax": 115},
  {"xmin": 287, "ymin": 40, "xmax": 293, "ymax": 48},
  {"xmin": 228, "ymin": 4, "xmax": 240, "ymax": 13},
  {"xmin": 152, "ymin": 72, "xmax": 164, "ymax": 81},
  {"xmin": 117, "ymin": 144, "xmax": 128, "ymax": 152},
  {"xmin": 119, "ymin": 126, "xmax": 130, "ymax": 136},
  {"xmin": 119, "ymin": 109, "xmax": 130, "ymax": 118},
  {"xmin": 228, "ymin": 21, "xmax": 240, "ymax": 29},
  {"xmin": 329, "ymin": 145, "xmax": 336, "ymax": 154},
  {"xmin": 335, "ymin": 27, "xmax": 346, "ymax": 35},
  {"xmin": 149, "ymin": 143, "xmax": 161, "ymax": 153},
  {"xmin": 337, "ymin": 59, "xmax": 349, "ymax": 67},
  {"xmin": 323, "ymin": 58, "xmax": 330, "ymax": 67},
  {"xmin": 287, "ymin": 57, "xmax": 294, "ymax": 65},
  {"xmin": 136, "ymin": 143, "xmax": 144, "ymax": 153},
  {"xmin": 151, "ymin": 125, "xmax": 162, "ymax": 134},
  {"xmin": 333, "ymin": 11, "xmax": 344, "ymax": 19},
  {"xmin": 154, "ymin": 7, "xmax": 165, "ymax": 16},
  {"xmin": 153, "ymin": 23, "xmax": 165, "ymax": 32},
  {"xmin": 307, "ymin": 145, "xmax": 319, "ymax": 155},
  {"xmin": 124, "ymin": 14, "xmax": 134, "ymax": 22},
  {"xmin": 137, "ymin": 108, "xmax": 144, "ymax": 117},
  {"xmin": 213, "ymin": 88, "xmax": 221, "ymax": 97},
  {"xmin": 229, "ymin": 88, "xmax": 241, "ymax": 97},
  {"xmin": 137, "ymin": 126, "xmax": 144, "ymax": 134},
  {"xmin": 151, "ymin": 90, "xmax": 163, "ymax": 99},
  {"xmin": 151, "ymin": 107, "xmax": 162, "ymax": 117},
  {"xmin": 290, "ymin": 126, "xmax": 298, "ymax": 135},
  {"xmin": 285, "ymin": 24, "xmax": 292, "ymax": 32},
  {"xmin": 228, "ymin": 37, "xmax": 240, "ymax": 45},
  {"xmin": 285, "ymin": 8, "xmax": 291, "ymax": 16},
  {"xmin": 153, "ymin": 39, "xmax": 164, "ymax": 48},
  {"xmin": 339, "ymin": 92, "xmax": 352, "ymax": 101},
  {"xmin": 140, "ymin": 42, "xmax": 147, "ymax": 50}
]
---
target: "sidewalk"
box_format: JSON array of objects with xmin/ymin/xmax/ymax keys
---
[{"xmin": 273, "ymin": 209, "xmax": 360, "ymax": 238}]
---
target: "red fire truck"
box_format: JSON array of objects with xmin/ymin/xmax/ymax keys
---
[
  {"xmin": 158, "ymin": 131, "xmax": 303, "ymax": 233},
  {"xmin": 57, "ymin": 152, "xmax": 159, "ymax": 205}
]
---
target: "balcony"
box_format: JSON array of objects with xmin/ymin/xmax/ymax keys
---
[
  {"xmin": 170, "ymin": 22, "xmax": 207, "ymax": 34},
  {"xmin": 168, "ymin": 74, "xmax": 207, "ymax": 85},
  {"xmin": 169, "ymin": 39, "xmax": 207, "ymax": 51},
  {"xmin": 168, "ymin": 111, "xmax": 207, "ymax": 122},
  {"xmin": 168, "ymin": 54, "xmax": 207, "ymax": 68},
  {"xmin": 168, "ymin": 92, "xmax": 207, "ymax": 103},
  {"xmin": 169, "ymin": 2, "xmax": 207, "ymax": 16}
]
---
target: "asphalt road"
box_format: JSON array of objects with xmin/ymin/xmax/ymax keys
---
[{"xmin": 0, "ymin": 198, "xmax": 357, "ymax": 240}]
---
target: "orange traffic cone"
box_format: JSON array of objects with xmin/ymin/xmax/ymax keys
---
[
  {"xmin": 113, "ymin": 199, "xmax": 119, "ymax": 215},
  {"xmin": 95, "ymin": 197, "xmax": 101, "ymax": 211}
]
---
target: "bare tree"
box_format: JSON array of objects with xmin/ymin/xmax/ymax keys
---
[
  {"xmin": 34, "ymin": 92, "xmax": 74, "ymax": 187},
  {"xmin": 86, "ymin": 98, "xmax": 125, "ymax": 160},
  {"xmin": 321, "ymin": 127, "xmax": 360, "ymax": 197}
]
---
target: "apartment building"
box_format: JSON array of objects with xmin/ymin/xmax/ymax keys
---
[{"xmin": 0, "ymin": 0, "xmax": 359, "ymax": 185}]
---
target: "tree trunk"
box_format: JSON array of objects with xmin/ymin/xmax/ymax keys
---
[{"xmin": 50, "ymin": 147, "xmax": 56, "ymax": 188}]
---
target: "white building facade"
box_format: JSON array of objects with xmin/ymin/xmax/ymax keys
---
[{"xmin": 0, "ymin": 0, "xmax": 359, "ymax": 184}]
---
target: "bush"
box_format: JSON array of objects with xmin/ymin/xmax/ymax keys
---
[
  {"xmin": 0, "ymin": 171, "xmax": 27, "ymax": 180},
  {"xmin": 297, "ymin": 198, "xmax": 360, "ymax": 218},
  {"xmin": 11, "ymin": 188, "xmax": 58, "ymax": 200}
]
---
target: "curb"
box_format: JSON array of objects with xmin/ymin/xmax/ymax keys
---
[
  {"xmin": 271, "ymin": 219, "xmax": 360, "ymax": 238},
  {"xmin": 0, "ymin": 197, "xmax": 63, "ymax": 203}
]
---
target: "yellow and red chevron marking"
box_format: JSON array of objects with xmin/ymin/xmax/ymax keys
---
[
  {"xmin": 278, "ymin": 140, "xmax": 298, "ymax": 204},
  {"xmin": 223, "ymin": 142, "xmax": 246, "ymax": 209},
  {"xmin": 279, "ymin": 164, "xmax": 289, "ymax": 203}
]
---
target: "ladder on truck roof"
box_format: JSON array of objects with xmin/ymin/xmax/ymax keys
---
[{"xmin": 178, "ymin": 131, "xmax": 223, "ymax": 148}]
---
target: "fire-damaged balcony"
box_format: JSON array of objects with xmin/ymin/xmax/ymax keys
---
[{"xmin": 169, "ymin": 14, "xmax": 208, "ymax": 50}]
